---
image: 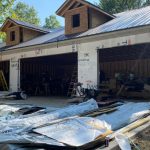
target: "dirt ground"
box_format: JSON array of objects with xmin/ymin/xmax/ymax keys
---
[{"xmin": 132, "ymin": 127, "xmax": 150, "ymax": 150}]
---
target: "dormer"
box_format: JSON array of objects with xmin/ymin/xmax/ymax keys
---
[
  {"xmin": 56, "ymin": 0, "xmax": 115, "ymax": 35},
  {"xmin": 0, "ymin": 18, "xmax": 50, "ymax": 46}
]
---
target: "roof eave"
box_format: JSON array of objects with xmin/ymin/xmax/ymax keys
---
[
  {"xmin": 0, "ymin": 17, "xmax": 50, "ymax": 34},
  {"xmin": 0, "ymin": 17, "xmax": 17, "ymax": 32},
  {"xmin": 56, "ymin": 0, "xmax": 115, "ymax": 19}
]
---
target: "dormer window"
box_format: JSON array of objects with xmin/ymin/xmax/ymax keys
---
[
  {"xmin": 72, "ymin": 14, "xmax": 80, "ymax": 28},
  {"xmin": 56, "ymin": 0, "xmax": 115, "ymax": 35},
  {"xmin": 10, "ymin": 31, "xmax": 15, "ymax": 41}
]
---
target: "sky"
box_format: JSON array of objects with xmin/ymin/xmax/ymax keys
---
[{"xmin": 15, "ymin": 0, "xmax": 99, "ymax": 26}]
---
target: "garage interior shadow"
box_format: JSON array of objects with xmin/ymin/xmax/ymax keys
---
[{"xmin": 20, "ymin": 52, "xmax": 77, "ymax": 97}]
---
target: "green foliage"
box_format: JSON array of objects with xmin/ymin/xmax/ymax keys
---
[
  {"xmin": 143, "ymin": 0, "xmax": 150, "ymax": 6},
  {"xmin": 44, "ymin": 15, "xmax": 61, "ymax": 29},
  {"xmin": 0, "ymin": 0, "xmax": 15, "ymax": 24},
  {"xmin": 0, "ymin": 0, "xmax": 15, "ymax": 42},
  {"xmin": 0, "ymin": 32, "xmax": 6, "ymax": 42},
  {"xmin": 99, "ymin": 0, "xmax": 145, "ymax": 14},
  {"xmin": 0, "ymin": 1, "xmax": 40, "ymax": 42},
  {"xmin": 13, "ymin": 2, "xmax": 40, "ymax": 25}
]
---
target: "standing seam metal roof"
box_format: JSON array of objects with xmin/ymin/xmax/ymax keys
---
[
  {"xmin": 79, "ymin": 6, "xmax": 150, "ymax": 37},
  {"xmin": 2, "ymin": 18, "xmax": 50, "ymax": 33},
  {"xmin": 3, "ymin": 6, "xmax": 150, "ymax": 50}
]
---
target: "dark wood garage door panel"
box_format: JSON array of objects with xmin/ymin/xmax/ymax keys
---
[{"xmin": 100, "ymin": 59, "xmax": 150, "ymax": 78}]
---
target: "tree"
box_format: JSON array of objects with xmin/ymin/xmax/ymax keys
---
[
  {"xmin": 143, "ymin": 0, "xmax": 150, "ymax": 6},
  {"xmin": 0, "ymin": 0, "xmax": 15, "ymax": 24},
  {"xmin": 99, "ymin": 0, "xmax": 144, "ymax": 14},
  {"xmin": 0, "ymin": 0, "xmax": 15, "ymax": 42},
  {"xmin": 44, "ymin": 15, "xmax": 61, "ymax": 29},
  {"xmin": 13, "ymin": 2, "xmax": 40, "ymax": 25}
]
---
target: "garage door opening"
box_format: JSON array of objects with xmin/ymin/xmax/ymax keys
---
[
  {"xmin": 0, "ymin": 60, "xmax": 9, "ymax": 91},
  {"xmin": 20, "ymin": 53, "xmax": 77, "ymax": 97},
  {"xmin": 99, "ymin": 43, "xmax": 150, "ymax": 84}
]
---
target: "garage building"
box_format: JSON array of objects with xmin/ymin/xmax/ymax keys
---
[{"xmin": 0, "ymin": 0, "xmax": 150, "ymax": 97}]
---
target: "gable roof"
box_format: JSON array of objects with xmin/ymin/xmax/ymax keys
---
[
  {"xmin": 56, "ymin": 0, "xmax": 115, "ymax": 19},
  {"xmin": 79, "ymin": 5, "xmax": 150, "ymax": 37},
  {"xmin": 6, "ymin": 27, "xmax": 65, "ymax": 50},
  {"xmin": 2, "ymin": 6, "xmax": 150, "ymax": 51},
  {"xmin": 0, "ymin": 18, "xmax": 50, "ymax": 33}
]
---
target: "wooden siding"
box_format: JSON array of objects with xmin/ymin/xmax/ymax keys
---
[
  {"xmin": 23, "ymin": 28, "xmax": 43, "ymax": 42},
  {"xmin": 65, "ymin": 6, "xmax": 88, "ymax": 35},
  {"xmin": 88, "ymin": 8, "xmax": 111, "ymax": 29},
  {"xmin": 100, "ymin": 59, "xmax": 150, "ymax": 78},
  {"xmin": 99, "ymin": 44, "xmax": 150, "ymax": 78},
  {"xmin": 4, "ymin": 21, "xmax": 44, "ymax": 46},
  {"xmin": 6, "ymin": 26, "xmax": 20, "ymax": 46}
]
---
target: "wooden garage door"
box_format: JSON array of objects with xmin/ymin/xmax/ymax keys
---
[{"xmin": 100, "ymin": 59, "xmax": 150, "ymax": 78}]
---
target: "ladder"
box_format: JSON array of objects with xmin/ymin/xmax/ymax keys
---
[
  {"xmin": 0, "ymin": 70, "xmax": 8, "ymax": 91},
  {"xmin": 67, "ymin": 66, "xmax": 78, "ymax": 97}
]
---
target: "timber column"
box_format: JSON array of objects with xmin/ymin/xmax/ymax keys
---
[
  {"xmin": 9, "ymin": 57, "xmax": 20, "ymax": 92},
  {"xmin": 78, "ymin": 42, "xmax": 99, "ymax": 89}
]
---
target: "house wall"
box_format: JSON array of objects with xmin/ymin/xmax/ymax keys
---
[
  {"xmin": 6, "ymin": 26, "xmax": 20, "ymax": 46},
  {"xmin": 89, "ymin": 8, "xmax": 110, "ymax": 28},
  {"xmin": 65, "ymin": 6, "xmax": 88, "ymax": 35},
  {"xmin": 23, "ymin": 28, "xmax": 43, "ymax": 42},
  {"xmin": 1, "ymin": 26, "xmax": 150, "ymax": 91},
  {"xmin": 5, "ymin": 24, "xmax": 44, "ymax": 46}
]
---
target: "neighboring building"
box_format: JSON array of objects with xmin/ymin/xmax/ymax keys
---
[{"xmin": 0, "ymin": 0, "xmax": 150, "ymax": 95}]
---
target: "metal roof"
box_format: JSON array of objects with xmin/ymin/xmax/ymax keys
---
[
  {"xmin": 10, "ymin": 18, "xmax": 50, "ymax": 33},
  {"xmin": 0, "ymin": 43, "xmax": 6, "ymax": 51},
  {"xmin": 3, "ymin": 6, "xmax": 150, "ymax": 50},
  {"xmin": 7, "ymin": 27, "xmax": 65, "ymax": 50},
  {"xmin": 1, "ymin": 18, "xmax": 50, "ymax": 33},
  {"xmin": 79, "ymin": 6, "xmax": 150, "ymax": 37},
  {"xmin": 56, "ymin": 0, "xmax": 115, "ymax": 19},
  {"xmin": 0, "ymin": 43, "xmax": 6, "ymax": 49}
]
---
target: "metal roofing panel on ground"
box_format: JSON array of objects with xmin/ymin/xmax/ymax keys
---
[{"xmin": 0, "ymin": 43, "xmax": 6, "ymax": 49}]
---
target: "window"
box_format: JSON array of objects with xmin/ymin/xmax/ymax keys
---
[
  {"xmin": 10, "ymin": 31, "xmax": 15, "ymax": 41},
  {"xmin": 20, "ymin": 28, "xmax": 23, "ymax": 43},
  {"xmin": 72, "ymin": 14, "xmax": 80, "ymax": 28}
]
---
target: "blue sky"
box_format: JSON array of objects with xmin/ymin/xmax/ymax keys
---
[{"xmin": 15, "ymin": 0, "xmax": 99, "ymax": 26}]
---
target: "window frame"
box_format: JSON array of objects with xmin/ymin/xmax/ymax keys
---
[
  {"xmin": 10, "ymin": 31, "xmax": 16, "ymax": 41},
  {"xmin": 72, "ymin": 14, "xmax": 80, "ymax": 28}
]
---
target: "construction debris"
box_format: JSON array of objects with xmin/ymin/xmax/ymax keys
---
[
  {"xmin": 96, "ymin": 102, "xmax": 150, "ymax": 130},
  {"xmin": 34, "ymin": 117, "xmax": 111, "ymax": 147},
  {"xmin": 0, "ymin": 91, "xmax": 28, "ymax": 100},
  {"xmin": 0, "ymin": 99, "xmax": 149, "ymax": 150}
]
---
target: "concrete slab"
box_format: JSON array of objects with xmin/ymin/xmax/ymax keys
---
[{"xmin": 0, "ymin": 96, "xmax": 70, "ymax": 108}]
